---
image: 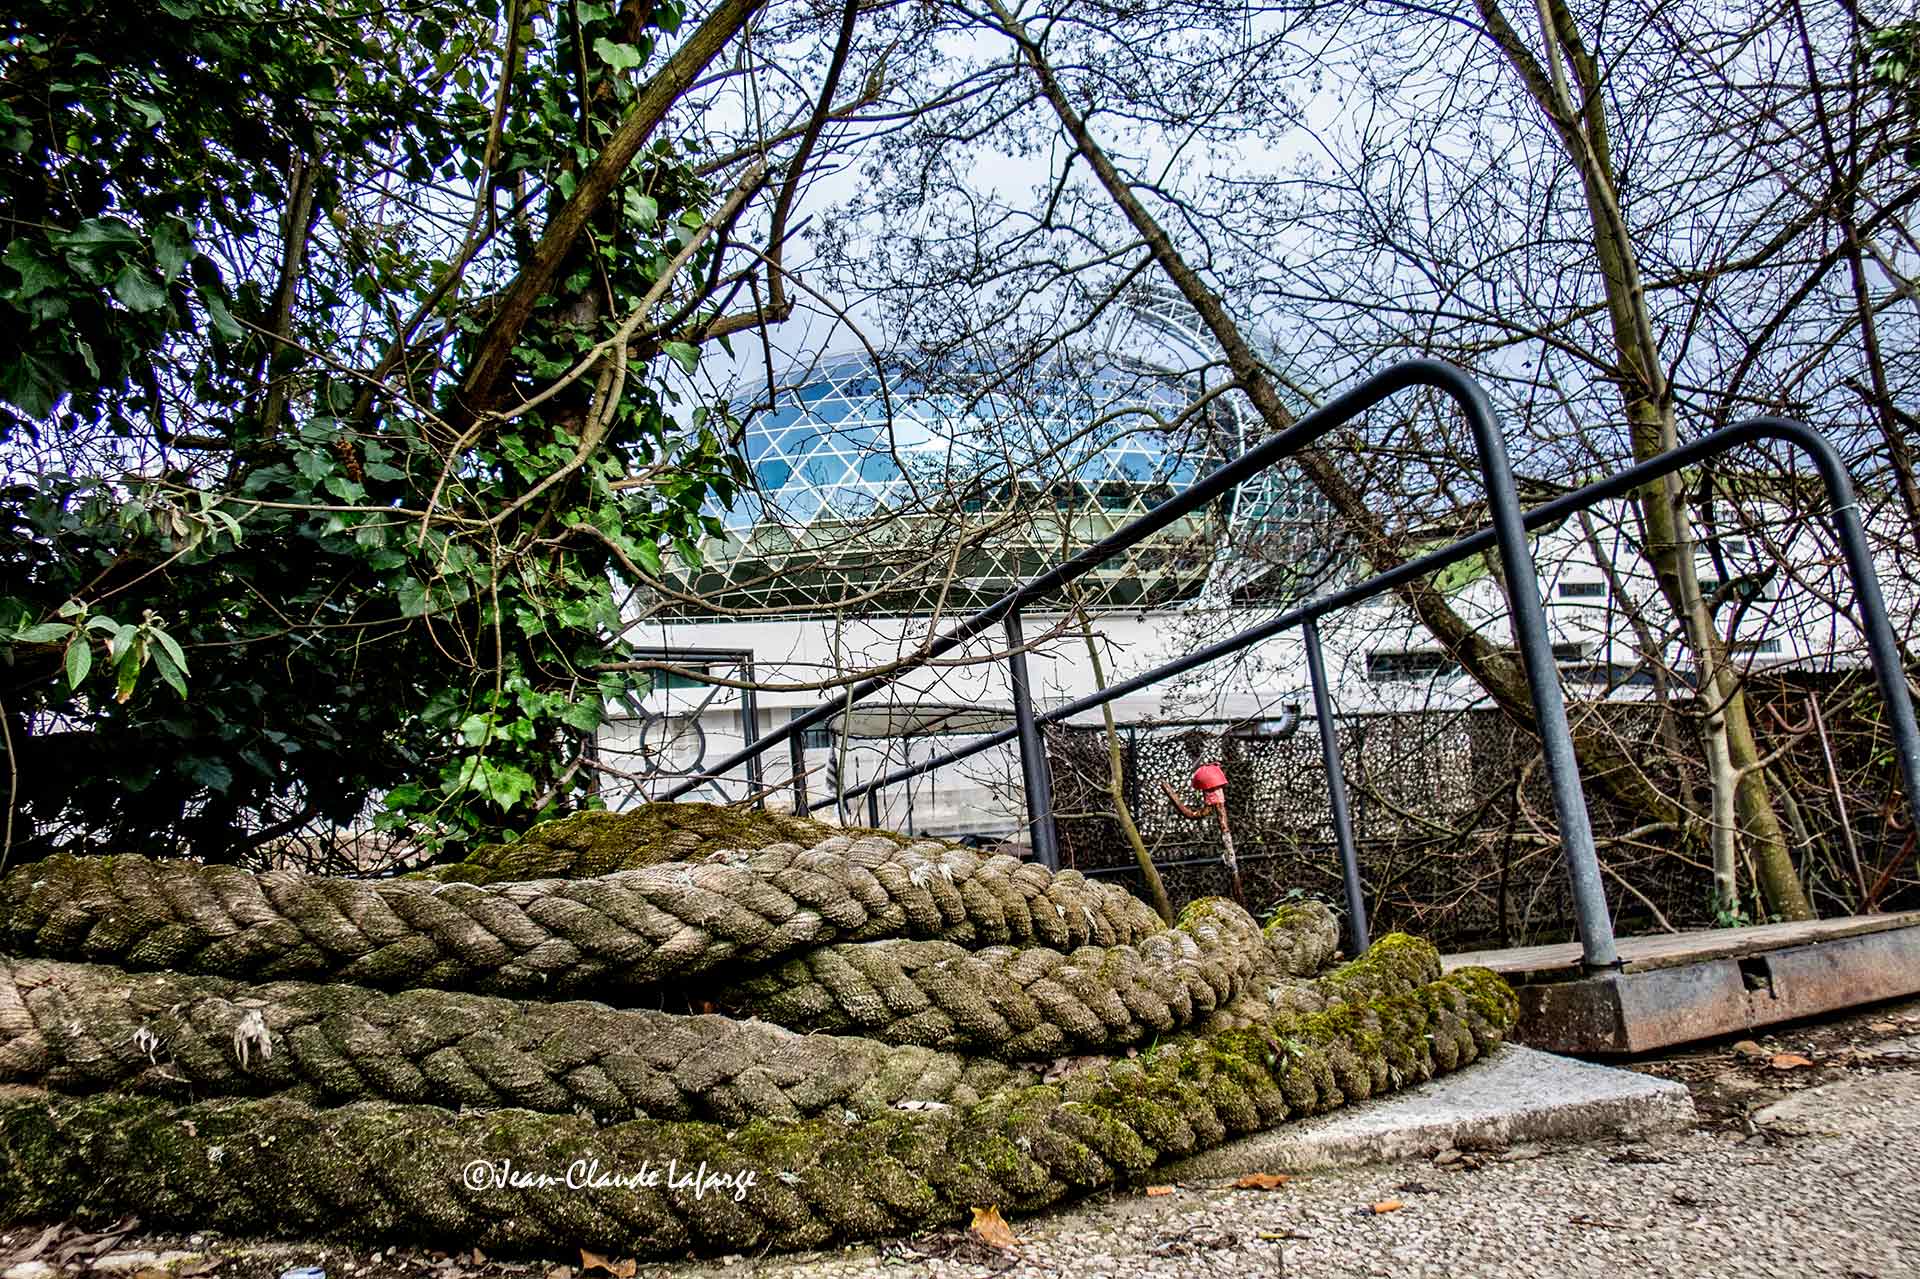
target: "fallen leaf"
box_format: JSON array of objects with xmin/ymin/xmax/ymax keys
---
[
  {"xmin": 1768, "ymin": 1053, "xmax": 1815, "ymax": 1070},
  {"xmin": 1368, "ymin": 1200, "xmax": 1404, "ymax": 1214},
  {"xmin": 969, "ymin": 1205, "xmax": 1021, "ymax": 1253},
  {"xmin": 577, "ymin": 1250, "xmax": 635, "ymax": 1279},
  {"xmin": 1731, "ymin": 1040, "xmax": 1766, "ymax": 1061},
  {"xmin": 1233, "ymin": 1173, "xmax": 1292, "ymax": 1190},
  {"xmin": 471, "ymin": 1251, "xmax": 486, "ymax": 1266}
]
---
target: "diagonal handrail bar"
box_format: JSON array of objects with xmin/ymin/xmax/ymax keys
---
[
  {"xmin": 812, "ymin": 416, "xmax": 1920, "ymax": 944},
  {"xmin": 659, "ymin": 357, "xmax": 1621, "ymax": 968}
]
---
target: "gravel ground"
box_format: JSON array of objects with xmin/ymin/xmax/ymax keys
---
[
  {"xmin": 7, "ymin": 1001, "xmax": 1920, "ymax": 1279},
  {"xmin": 666, "ymin": 997, "xmax": 1920, "ymax": 1279},
  {"xmin": 723, "ymin": 1102, "xmax": 1918, "ymax": 1279}
]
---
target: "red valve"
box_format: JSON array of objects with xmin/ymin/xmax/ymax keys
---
[
  {"xmin": 1160, "ymin": 762, "xmax": 1242, "ymax": 904},
  {"xmin": 1192, "ymin": 762, "xmax": 1228, "ymax": 805}
]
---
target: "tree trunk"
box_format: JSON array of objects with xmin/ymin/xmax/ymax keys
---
[
  {"xmin": 1474, "ymin": 0, "xmax": 1814, "ymax": 919},
  {"xmin": 1074, "ymin": 603, "xmax": 1174, "ymax": 924}
]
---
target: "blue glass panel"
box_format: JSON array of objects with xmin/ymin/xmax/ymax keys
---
[
  {"xmin": 777, "ymin": 425, "xmax": 824, "ymax": 456},
  {"xmin": 766, "ymin": 486, "xmax": 818, "ymax": 522},
  {"xmin": 802, "ymin": 455, "xmax": 846, "ymax": 486},
  {"xmin": 743, "ymin": 410, "xmax": 798, "ymax": 460},
  {"xmin": 755, "ymin": 459, "xmax": 793, "ymax": 490}
]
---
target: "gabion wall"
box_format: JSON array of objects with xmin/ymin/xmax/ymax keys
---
[{"xmin": 1045, "ymin": 673, "xmax": 1913, "ymax": 952}]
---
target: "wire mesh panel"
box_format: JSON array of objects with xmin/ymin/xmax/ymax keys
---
[{"xmin": 1046, "ymin": 674, "xmax": 1912, "ymax": 951}]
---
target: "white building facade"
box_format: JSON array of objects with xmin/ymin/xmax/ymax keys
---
[{"xmin": 600, "ymin": 342, "xmax": 1915, "ymax": 840}]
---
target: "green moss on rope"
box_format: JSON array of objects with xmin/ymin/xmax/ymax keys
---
[
  {"xmin": 412, "ymin": 802, "xmax": 862, "ymax": 884},
  {"xmin": 0, "ymin": 964, "xmax": 1516, "ymax": 1256},
  {"xmin": 0, "ymin": 813, "xmax": 1520, "ymax": 1262}
]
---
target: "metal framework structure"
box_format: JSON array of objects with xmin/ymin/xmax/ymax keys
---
[
  {"xmin": 658, "ymin": 359, "xmax": 1920, "ymax": 976},
  {"xmin": 670, "ymin": 352, "xmax": 1236, "ymax": 613}
]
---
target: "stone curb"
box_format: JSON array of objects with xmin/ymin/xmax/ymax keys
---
[{"xmin": 1164, "ymin": 1044, "xmax": 1695, "ymax": 1179}]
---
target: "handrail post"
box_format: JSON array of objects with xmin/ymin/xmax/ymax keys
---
[
  {"xmin": 1004, "ymin": 610, "xmax": 1062, "ymax": 868},
  {"xmin": 739, "ymin": 659, "xmax": 764, "ymax": 810},
  {"xmin": 1792, "ymin": 427, "xmax": 1920, "ymax": 837},
  {"xmin": 1453, "ymin": 371, "xmax": 1619, "ymax": 971},
  {"xmin": 787, "ymin": 721, "xmax": 808, "ymax": 813},
  {"xmin": 1304, "ymin": 619, "xmax": 1368, "ymax": 957}
]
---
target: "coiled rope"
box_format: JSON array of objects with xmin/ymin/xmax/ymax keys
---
[{"xmin": 0, "ymin": 804, "xmax": 1518, "ymax": 1258}]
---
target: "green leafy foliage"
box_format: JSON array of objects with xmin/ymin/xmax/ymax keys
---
[
  {"xmin": 0, "ymin": 0, "xmax": 749, "ymax": 860},
  {"xmin": 1868, "ymin": 20, "xmax": 1920, "ymax": 163}
]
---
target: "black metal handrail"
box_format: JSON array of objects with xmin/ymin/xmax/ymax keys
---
[{"xmin": 657, "ymin": 358, "xmax": 1920, "ymax": 975}]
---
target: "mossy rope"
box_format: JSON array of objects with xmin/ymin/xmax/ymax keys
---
[{"xmin": 0, "ymin": 804, "xmax": 1518, "ymax": 1257}]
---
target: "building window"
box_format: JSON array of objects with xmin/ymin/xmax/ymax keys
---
[
  {"xmin": 1730, "ymin": 637, "xmax": 1782, "ymax": 655},
  {"xmin": 1366, "ymin": 650, "xmax": 1461, "ymax": 682},
  {"xmin": 652, "ymin": 662, "xmax": 710, "ymax": 691},
  {"xmin": 1558, "ymin": 581, "xmax": 1607, "ymax": 599},
  {"xmin": 1701, "ymin": 576, "xmax": 1775, "ymax": 602},
  {"xmin": 1368, "ymin": 642, "xmax": 1590, "ymax": 681},
  {"xmin": 796, "ymin": 713, "xmax": 833, "ymax": 751}
]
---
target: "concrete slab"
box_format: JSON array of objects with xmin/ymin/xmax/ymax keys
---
[
  {"xmin": 1860, "ymin": 1033, "xmax": 1920, "ymax": 1058},
  {"xmin": 1163, "ymin": 1044, "xmax": 1695, "ymax": 1180},
  {"xmin": 1754, "ymin": 1070, "xmax": 1920, "ymax": 1137}
]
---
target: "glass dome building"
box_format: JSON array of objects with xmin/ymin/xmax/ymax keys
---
[{"xmin": 670, "ymin": 351, "xmax": 1241, "ymax": 613}]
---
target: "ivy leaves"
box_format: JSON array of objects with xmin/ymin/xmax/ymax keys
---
[
  {"xmin": 0, "ymin": 215, "xmax": 199, "ymax": 420},
  {"xmin": 0, "ymin": 0, "xmax": 753, "ymax": 862}
]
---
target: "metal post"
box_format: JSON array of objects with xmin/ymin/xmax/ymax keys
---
[
  {"xmin": 739, "ymin": 659, "xmax": 763, "ymax": 810},
  {"xmin": 904, "ymin": 744, "xmax": 916, "ymax": 837},
  {"xmin": 867, "ymin": 786, "xmax": 881, "ymax": 829},
  {"xmin": 1004, "ymin": 610, "xmax": 1061, "ymax": 868},
  {"xmin": 1456, "ymin": 374, "xmax": 1620, "ymax": 972},
  {"xmin": 829, "ymin": 728, "xmax": 846, "ymax": 825},
  {"xmin": 1124, "ymin": 726, "xmax": 1138, "ymax": 817},
  {"xmin": 788, "ymin": 716, "xmax": 808, "ymax": 813},
  {"xmin": 1304, "ymin": 620, "xmax": 1369, "ymax": 957}
]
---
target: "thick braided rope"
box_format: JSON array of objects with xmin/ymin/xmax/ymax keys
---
[
  {"xmin": 0, "ymin": 967, "xmax": 1517, "ymax": 1257},
  {"xmin": 714, "ymin": 898, "xmax": 1280, "ymax": 1056},
  {"xmin": 0, "ymin": 958, "xmax": 1037, "ymax": 1124},
  {"xmin": 1262, "ymin": 901, "xmax": 1342, "ymax": 975},
  {"xmin": 0, "ymin": 911, "xmax": 1369, "ymax": 1118},
  {"xmin": 0, "ymin": 839, "xmax": 1163, "ymax": 997},
  {"xmin": 1196, "ymin": 930, "xmax": 1446, "ymax": 1031}
]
